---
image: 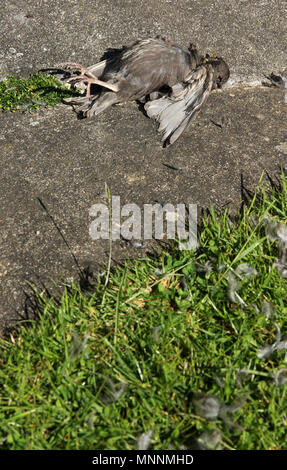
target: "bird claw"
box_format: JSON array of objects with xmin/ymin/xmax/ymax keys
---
[
  {"xmin": 57, "ymin": 61, "xmax": 119, "ymax": 96},
  {"xmin": 58, "ymin": 62, "xmax": 90, "ymax": 74}
]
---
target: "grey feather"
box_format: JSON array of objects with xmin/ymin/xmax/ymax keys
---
[
  {"xmin": 87, "ymin": 59, "xmax": 109, "ymax": 77},
  {"xmin": 145, "ymin": 65, "xmax": 214, "ymax": 144}
]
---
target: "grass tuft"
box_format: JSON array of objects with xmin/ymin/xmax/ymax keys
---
[{"xmin": 0, "ymin": 73, "xmax": 80, "ymax": 112}]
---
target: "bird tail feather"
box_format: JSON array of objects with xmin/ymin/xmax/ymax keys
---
[
  {"xmin": 145, "ymin": 95, "xmax": 200, "ymax": 144},
  {"xmin": 64, "ymin": 92, "xmax": 119, "ymax": 118},
  {"xmin": 144, "ymin": 65, "xmax": 213, "ymax": 144}
]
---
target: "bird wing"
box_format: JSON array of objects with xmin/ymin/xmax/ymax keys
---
[
  {"xmin": 87, "ymin": 59, "xmax": 109, "ymax": 77},
  {"xmin": 144, "ymin": 65, "xmax": 214, "ymax": 145}
]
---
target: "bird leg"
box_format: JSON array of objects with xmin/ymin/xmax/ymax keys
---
[{"xmin": 59, "ymin": 62, "xmax": 119, "ymax": 97}]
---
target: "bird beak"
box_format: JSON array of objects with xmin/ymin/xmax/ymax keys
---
[{"xmin": 216, "ymin": 77, "xmax": 223, "ymax": 88}]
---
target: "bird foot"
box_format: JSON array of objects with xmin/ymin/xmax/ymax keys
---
[{"xmin": 58, "ymin": 62, "xmax": 119, "ymax": 97}]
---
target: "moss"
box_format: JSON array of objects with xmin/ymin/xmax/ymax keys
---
[{"xmin": 0, "ymin": 73, "xmax": 80, "ymax": 112}]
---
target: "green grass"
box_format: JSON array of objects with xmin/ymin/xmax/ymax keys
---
[
  {"xmin": 1, "ymin": 174, "xmax": 287, "ymax": 450},
  {"xmin": 0, "ymin": 73, "xmax": 80, "ymax": 112}
]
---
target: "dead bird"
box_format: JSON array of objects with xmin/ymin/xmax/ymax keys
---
[{"xmin": 55, "ymin": 37, "xmax": 230, "ymax": 145}]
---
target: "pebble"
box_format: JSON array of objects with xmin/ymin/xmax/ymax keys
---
[{"xmin": 275, "ymin": 142, "xmax": 287, "ymax": 154}]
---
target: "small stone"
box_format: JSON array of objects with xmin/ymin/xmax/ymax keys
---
[
  {"xmin": 275, "ymin": 142, "xmax": 287, "ymax": 154},
  {"xmin": 29, "ymin": 120, "xmax": 39, "ymax": 127}
]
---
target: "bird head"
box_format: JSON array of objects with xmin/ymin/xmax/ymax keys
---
[{"xmin": 207, "ymin": 57, "xmax": 230, "ymax": 89}]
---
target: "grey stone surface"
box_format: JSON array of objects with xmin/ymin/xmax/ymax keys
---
[{"xmin": 0, "ymin": 0, "xmax": 286, "ymax": 334}]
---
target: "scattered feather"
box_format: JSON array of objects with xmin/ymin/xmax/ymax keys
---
[
  {"xmin": 273, "ymin": 369, "xmax": 287, "ymax": 387},
  {"xmin": 226, "ymin": 272, "xmax": 245, "ymax": 305},
  {"xmin": 68, "ymin": 332, "xmax": 90, "ymax": 361},
  {"xmin": 236, "ymin": 368, "xmax": 255, "ymax": 387},
  {"xmin": 197, "ymin": 430, "xmax": 222, "ymax": 450},
  {"xmin": 152, "ymin": 325, "xmax": 162, "ymax": 344},
  {"xmin": 227, "ymin": 216, "xmax": 234, "ymax": 229},
  {"xmin": 264, "ymin": 216, "xmax": 279, "ymax": 242},
  {"xmin": 258, "ymin": 323, "xmax": 287, "ymax": 360},
  {"xmin": 219, "ymin": 394, "xmax": 248, "ymax": 430},
  {"xmin": 193, "ymin": 393, "xmax": 247, "ymax": 429},
  {"xmin": 154, "ymin": 267, "xmax": 165, "ymax": 277},
  {"xmin": 130, "ymin": 240, "xmax": 147, "ymax": 248},
  {"xmin": 273, "ymin": 260, "xmax": 287, "ymax": 278},
  {"xmin": 136, "ymin": 361, "xmax": 144, "ymax": 381},
  {"xmin": 235, "ymin": 263, "xmax": 258, "ymax": 279},
  {"xmin": 193, "ymin": 394, "xmax": 221, "ymax": 420},
  {"xmin": 226, "ymin": 263, "xmax": 257, "ymax": 306},
  {"xmin": 179, "ymin": 275, "xmax": 188, "ymax": 290},
  {"xmin": 214, "ymin": 375, "xmax": 225, "ymax": 388},
  {"xmin": 266, "ymin": 70, "xmax": 287, "ymax": 89},
  {"xmin": 100, "ymin": 377, "xmax": 128, "ymax": 404},
  {"xmin": 257, "ymin": 344, "xmax": 274, "ymax": 359},
  {"xmin": 137, "ymin": 430, "xmax": 152, "ymax": 450},
  {"xmin": 196, "ymin": 260, "xmax": 213, "ymax": 275},
  {"xmin": 276, "ymin": 223, "xmax": 287, "ymax": 245},
  {"xmin": 261, "ymin": 301, "xmax": 274, "ymax": 320},
  {"xmin": 251, "ymin": 303, "xmax": 260, "ymax": 314}
]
